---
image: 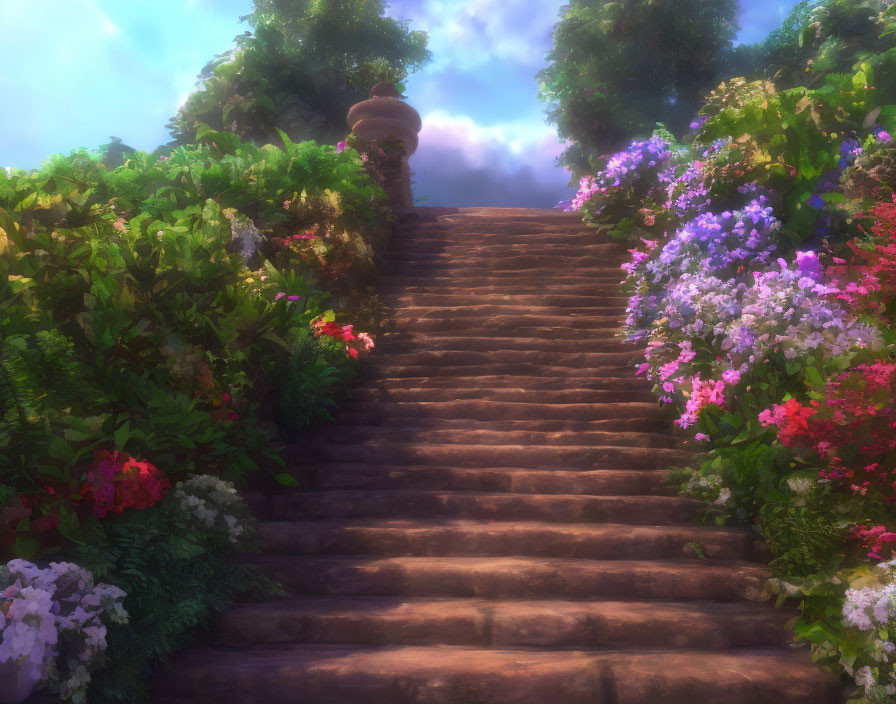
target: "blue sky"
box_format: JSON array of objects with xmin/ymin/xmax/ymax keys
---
[{"xmin": 0, "ymin": 0, "xmax": 801, "ymax": 208}]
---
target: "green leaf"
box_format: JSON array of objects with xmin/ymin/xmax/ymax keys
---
[
  {"xmin": 805, "ymin": 367, "xmax": 825, "ymax": 386},
  {"xmin": 272, "ymin": 473, "xmax": 299, "ymax": 486},
  {"xmin": 15, "ymin": 536, "xmax": 41, "ymax": 560},
  {"xmin": 57, "ymin": 506, "xmax": 84, "ymax": 545}
]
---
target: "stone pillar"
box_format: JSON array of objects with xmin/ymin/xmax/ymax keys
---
[{"xmin": 347, "ymin": 82, "xmax": 422, "ymax": 218}]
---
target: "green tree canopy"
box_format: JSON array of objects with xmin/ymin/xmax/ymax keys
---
[
  {"xmin": 165, "ymin": 0, "xmax": 431, "ymax": 150},
  {"xmin": 538, "ymin": 0, "xmax": 740, "ymax": 179}
]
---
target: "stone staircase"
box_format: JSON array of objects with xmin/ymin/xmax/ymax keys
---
[{"xmin": 151, "ymin": 207, "xmax": 845, "ymax": 703}]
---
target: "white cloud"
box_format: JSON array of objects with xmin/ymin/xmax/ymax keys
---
[
  {"xmin": 387, "ymin": 0, "xmax": 565, "ymax": 70},
  {"xmin": 410, "ymin": 111, "xmax": 574, "ymax": 207}
]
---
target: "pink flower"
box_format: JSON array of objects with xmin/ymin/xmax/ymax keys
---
[
  {"xmin": 358, "ymin": 332, "xmax": 374, "ymax": 350},
  {"xmin": 274, "ymin": 292, "xmax": 286, "ymax": 301},
  {"xmin": 288, "ymin": 295, "xmax": 301, "ymax": 302},
  {"xmin": 662, "ymin": 382, "xmax": 675, "ymax": 393},
  {"xmin": 337, "ymin": 141, "xmax": 347, "ymax": 153},
  {"xmin": 635, "ymin": 363, "xmax": 650, "ymax": 376},
  {"xmin": 659, "ymin": 360, "xmax": 680, "ymax": 380},
  {"xmin": 721, "ymin": 369, "xmax": 741, "ymax": 385},
  {"xmin": 360, "ymin": 153, "xmax": 369, "ymax": 163},
  {"xmin": 695, "ymin": 433, "xmax": 710, "ymax": 442}
]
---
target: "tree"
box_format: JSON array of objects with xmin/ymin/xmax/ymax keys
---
[
  {"xmin": 165, "ymin": 0, "xmax": 431, "ymax": 150},
  {"xmin": 537, "ymin": 0, "xmax": 740, "ymax": 179}
]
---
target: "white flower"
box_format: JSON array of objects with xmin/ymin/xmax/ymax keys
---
[
  {"xmin": 714, "ymin": 488, "xmax": 731, "ymax": 506},
  {"xmin": 855, "ymin": 666, "xmax": 875, "ymax": 693},
  {"xmin": 786, "ymin": 477, "xmax": 814, "ymax": 494}
]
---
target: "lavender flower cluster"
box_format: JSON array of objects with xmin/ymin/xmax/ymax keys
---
[
  {"xmin": 562, "ymin": 136, "xmax": 674, "ymax": 214},
  {"xmin": 724, "ymin": 255, "xmax": 883, "ymax": 369},
  {"xmin": 0, "ymin": 560, "xmax": 127, "ymax": 701}
]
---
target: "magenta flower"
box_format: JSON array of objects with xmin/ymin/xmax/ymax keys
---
[
  {"xmin": 274, "ymin": 292, "xmax": 286, "ymax": 301},
  {"xmin": 337, "ymin": 141, "xmax": 347, "ymax": 153},
  {"xmin": 287, "ymin": 295, "xmax": 301, "ymax": 302}
]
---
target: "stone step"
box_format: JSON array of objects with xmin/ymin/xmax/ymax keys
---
[
  {"xmin": 387, "ymin": 318, "xmax": 624, "ymax": 334},
  {"xmin": 253, "ymin": 520, "xmax": 763, "ymax": 560},
  {"xmin": 213, "ymin": 597, "xmax": 795, "ymax": 649},
  {"xmin": 233, "ymin": 555, "xmax": 772, "ymax": 601},
  {"xmin": 378, "ymin": 327, "xmax": 627, "ymax": 342},
  {"xmin": 308, "ymin": 441, "xmax": 690, "ymax": 470},
  {"xmin": 330, "ymin": 400, "xmax": 667, "ymax": 422},
  {"xmin": 360, "ymin": 350, "xmax": 640, "ymax": 367},
  {"xmin": 362, "ymin": 362, "xmax": 630, "ymax": 377},
  {"xmin": 355, "ymin": 374, "xmax": 649, "ymax": 391},
  {"xmin": 347, "ymin": 386, "xmax": 657, "ymax": 404},
  {"xmin": 302, "ymin": 465, "xmax": 678, "ymax": 494},
  {"xmin": 374, "ymin": 336, "xmax": 638, "ymax": 353},
  {"xmin": 385, "ymin": 305, "xmax": 629, "ymax": 318},
  {"xmin": 331, "ymin": 414, "xmax": 673, "ymax": 433},
  {"xmin": 383, "ymin": 259, "xmax": 625, "ymax": 271},
  {"xmin": 376, "ymin": 282, "xmax": 629, "ymax": 295},
  {"xmin": 379, "ymin": 294, "xmax": 630, "ymax": 308},
  {"xmin": 266, "ymin": 491, "xmax": 704, "ymax": 524},
  {"xmin": 318, "ymin": 427, "xmax": 681, "ymax": 449},
  {"xmin": 150, "ymin": 645, "xmax": 844, "ymax": 704}
]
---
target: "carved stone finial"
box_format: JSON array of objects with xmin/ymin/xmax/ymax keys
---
[{"xmin": 346, "ymin": 82, "xmax": 422, "ymax": 217}]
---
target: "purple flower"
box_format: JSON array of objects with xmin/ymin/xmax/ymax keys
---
[
  {"xmin": 287, "ymin": 295, "xmax": 301, "ymax": 302},
  {"xmin": 336, "ymin": 141, "xmax": 347, "ymax": 153},
  {"xmin": 689, "ymin": 115, "xmax": 709, "ymax": 131},
  {"xmin": 274, "ymin": 292, "xmax": 286, "ymax": 301}
]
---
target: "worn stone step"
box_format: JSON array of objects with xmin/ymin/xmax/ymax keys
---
[
  {"xmin": 360, "ymin": 350, "xmax": 639, "ymax": 367},
  {"xmin": 386, "ymin": 305, "xmax": 629, "ymax": 318},
  {"xmin": 374, "ymin": 338, "xmax": 638, "ymax": 355},
  {"xmin": 213, "ymin": 597, "xmax": 795, "ymax": 649},
  {"xmin": 331, "ymin": 414, "xmax": 673, "ymax": 433},
  {"xmin": 330, "ymin": 400, "xmax": 667, "ymax": 422},
  {"xmin": 309, "ymin": 441, "xmax": 690, "ymax": 470},
  {"xmin": 319, "ymin": 427, "xmax": 681, "ymax": 449},
  {"xmin": 388, "ymin": 318, "xmax": 624, "ymax": 334},
  {"xmin": 254, "ymin": 520, "xmax": 762, "ymax": 560},
  {"xmin": 376, "ymin": 282, "xmax": 628, "ymax": 295},
  {"xmin": 267, "ymin": 491, "xmax": 703, "ymax": 524},
  {"xmin": 363, "ymin": 362, "xmax": 630, "ymax": 377},
  {"xmin": 379, "ymin": 328, "xmax": 627, "ymax": 343},
  {"xmin": 151, "ymin": 645, "xmax": 843, "ymax": 704},
  {"xmin": 234, "ymin": 555, "xmax": 771, "ymax": 601},
  {"xmin": 347, "ymin": 386, "xmax": 657, "ymax": 404},
  {"xmin": 380, "ymin": 294, "xmax": 630, "ymax": 308},
  {"xmin": 304, "ymin": 465, "xmax": 678, "ymax": 495},
  {"xmin": 355, "ymin": 374, "xmax": 649, "ymax": 392}
]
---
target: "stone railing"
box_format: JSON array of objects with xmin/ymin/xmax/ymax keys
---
[{"xmin": 347, "ymin": 82, "xmax": 422, "ymax": 219}]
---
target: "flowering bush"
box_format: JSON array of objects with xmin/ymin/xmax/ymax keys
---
[
  {"xmin": 569, "ymin": 47, "xmax": 896, "ymax": 700},
  {"xmin": 171, "ymin": 474, "xmax": 255, "ymax": 546},
  {"xmin": 0, "ymin": 559, "xmax": 128, "ymax": 703},
  {"xmin": 759, "ymin": 363, "xmax": 896, "ymax": 496},
  {"xmin": 560, "ymin": 136, "xmax": 677, "ymax": 237},
  {"xmin": 81, "ymin": 451, "xmax": 171, "ymax": 519}
]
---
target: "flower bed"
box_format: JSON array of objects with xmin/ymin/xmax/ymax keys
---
[
  {"xmin": 563, "ymin": 41, "xmax": 896, "ymax": 703},
  {"xmin": 0, "ymin": 128, "xmax": 391, "ymax": 702}
]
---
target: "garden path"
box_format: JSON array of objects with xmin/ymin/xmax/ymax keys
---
[{"xmin": 151, "ymin": 207, "xmax": 844, "ymax": 703}]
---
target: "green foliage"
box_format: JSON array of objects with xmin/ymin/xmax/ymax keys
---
[
  {"xmin": 63, "ymin": 497, "xmax": 285, "ymax": 704},
  {"xmin": 537, "ymin": 0, "xmax": 740, "ymax": 178},
  {"xmin": 0, "ymin": 132, "xmax": 388, "ymax": 563},
  {"xmin": 272, "ymin": 331, "xmax": 348, "ymax": 436},
  {"xmin": 166, "ymin": 0, "xmax": 431, "ymax": 149}
]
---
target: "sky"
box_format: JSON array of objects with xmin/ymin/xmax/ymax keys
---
[{"xmin": 0, "ymin": 0, "xmax": 802, "ymax": 208}]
